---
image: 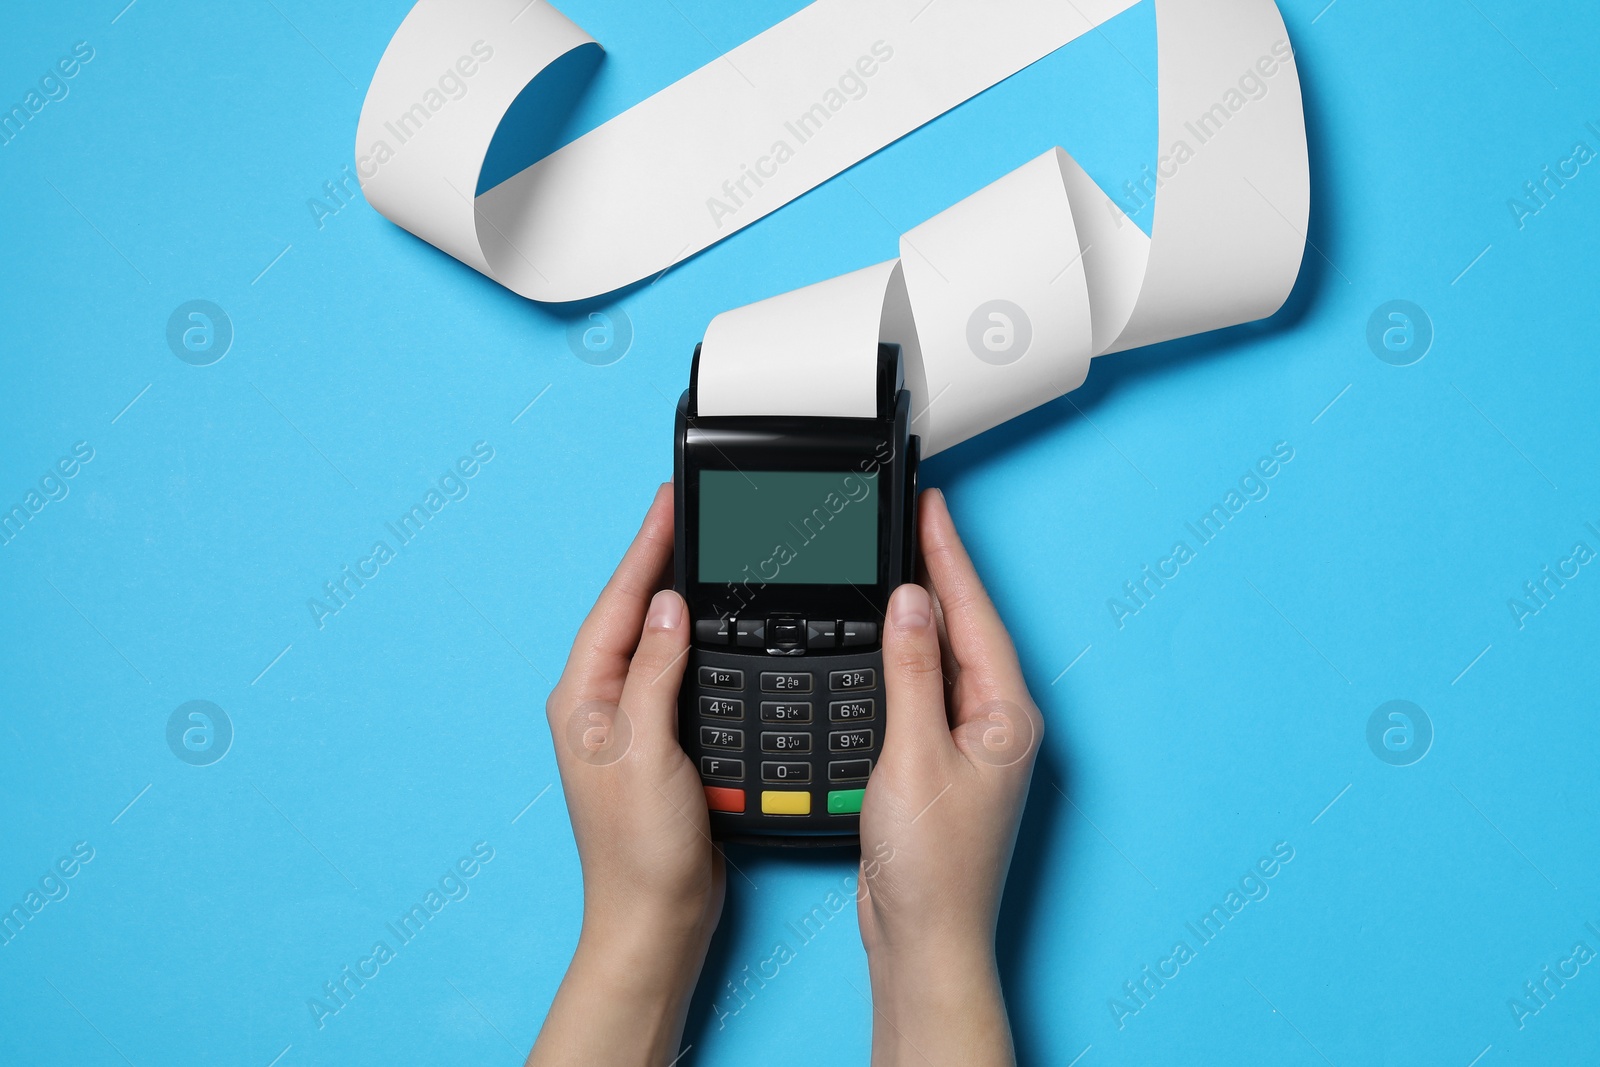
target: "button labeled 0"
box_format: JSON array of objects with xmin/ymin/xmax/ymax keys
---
[{"xmin": 762, "ymin": 761, "xmax": 811, "ymax": 783}]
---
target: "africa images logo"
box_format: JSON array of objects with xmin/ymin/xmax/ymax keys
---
[
  {"xmin": 1365, "ymin": 700, "xmax": 1432, "ymax": 767},
  {"xmin": 166, "ymin": 701, "xmax": 234, "ymax": 767},
  {"xmin": 966, "ymin": 300, "xmax": 1032, "ymax": 366},
  {"xmin": 166, "ymin": 300, "xmax": 234, "ymax": 366},
  {"xmin": 565, "ymin": 308, "xmax": 633, "ymax": 366},
  {"xmin": 1365, "ymin": 300, "xmax": 1432, "ymax": 367}
]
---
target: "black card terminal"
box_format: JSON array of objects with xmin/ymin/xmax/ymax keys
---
[{"xmin": 674, "ymin": 343, "xmax": 918, "ymax": 845}]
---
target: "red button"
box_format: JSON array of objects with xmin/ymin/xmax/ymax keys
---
[{"xmin": 704, "ymin": 786, "xmax": 745, "ymax": 813}]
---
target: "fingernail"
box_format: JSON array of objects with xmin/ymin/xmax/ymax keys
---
[
  {"xmin": 890, "ymin": 583, "xmax": 930, "ymax": 631},
  {"xmin": 646, "ymin": 590, "xmax": 682, "ymax": 631}
]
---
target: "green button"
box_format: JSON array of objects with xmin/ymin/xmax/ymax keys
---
[{"xmin": 827, "ymin": 788, "xmax": 865, "ymax": 815}]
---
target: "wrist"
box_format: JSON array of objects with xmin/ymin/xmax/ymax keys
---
[
  {"xmin": 863, "ymin": 911, "xmax": 994, "ymax": 971},
  {"xmin": 533, "ymin": 920, "xmax": 710, "ymax": 1067},
  {"xmin": 867, "ymin": 931, "xmax": 999, "ymax": 1001},
  {"xmin": 579, "ymin": 896, "xmax": 715, "ymax": 987},
  {"xmin": 866, "ymin": 935, "xmax": 1012, "ymax": 1067}
]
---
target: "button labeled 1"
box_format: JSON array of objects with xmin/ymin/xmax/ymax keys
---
[{"xmin": 699, "ymin": 666, "xmax": 743, "ymax": 689}]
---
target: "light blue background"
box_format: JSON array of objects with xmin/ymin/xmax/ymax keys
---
[{"xmin": 3, "ymin": 0, "xmax": 1598, "ymax": 1064}]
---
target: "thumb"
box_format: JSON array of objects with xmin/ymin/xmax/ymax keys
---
[
  {"xmin": 880, "ymin": 583, "xmax": 954, "ymax": 766},
  {"xmin": 617, "ymin": 590, "xmax": 692, "ymax": 750}
]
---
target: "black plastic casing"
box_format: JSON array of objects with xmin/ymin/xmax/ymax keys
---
[{"xmin": 674, "ymin": 343, "xmax": 919, "ymax": 845}]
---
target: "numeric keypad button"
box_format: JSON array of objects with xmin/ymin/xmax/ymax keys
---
[
  {"xmin": 699, "ymin": 666, "xmax": 743, "ymax": 689},
  {"xmin": 829, "ymin": 669, "xmax": 875, "ymax": 691},
  {"xmin": 829, "ymin": 699, "xmax": 874, "ymax": 722},
  {"xmin": 700, "ymin": 696, "xmax": 743, "ymax": 719},
  {"xmin": 761, "ymin": 672, "xmax": 813, "ymax": 693},
  {"xmin": 829, "ymin": 729, "xmax": 873, "ymax": 752},
  {"xmin": 761, "ymin": 702, "xmax": 812, "ymax": 723},
  {"xmin": 761, "ymin": 761, "xmax": 811, "ymax": 783},
  {"xmin": 761, "ymin": 731, "xmax": 812, "ymax": 754},
  {"xmin": 700, "ymin": 726, "xmax": 744, "ymax": 750}
]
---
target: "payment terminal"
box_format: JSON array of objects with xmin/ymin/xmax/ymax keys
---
[{"xmin": 674, "ymin": 342, "xmax": 918, "ymax": 844}]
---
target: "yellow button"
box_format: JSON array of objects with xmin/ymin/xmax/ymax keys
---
[{"xmin": 761, "ymin": 790, "xmax": 812, "ymax": 816}]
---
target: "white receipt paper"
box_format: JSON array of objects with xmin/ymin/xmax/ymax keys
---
[{"xmin": 357, "ymin": 0, "xmax": 1308, "ymax": 455}]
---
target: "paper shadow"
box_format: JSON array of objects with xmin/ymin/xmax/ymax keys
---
[{"xmin": 477, "ymin": 42, "xmax": 604, "ymax": 196}]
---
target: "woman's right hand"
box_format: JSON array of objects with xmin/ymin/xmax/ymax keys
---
[{"xmin": 856, "ymin": 488, "xmax": 1045, "ymax": 1067}]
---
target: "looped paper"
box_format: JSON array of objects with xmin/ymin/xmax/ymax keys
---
[{"xmin": 357, "ymin": 0, "xmax": 1308, "ymax": 455}]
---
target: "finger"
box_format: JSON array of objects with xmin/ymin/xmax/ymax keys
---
[
  {"xmin": 921, "ymin": 570, "xmax": 959, "ymax": 716},
  {"xmin": 917, "ymin": 489, "xmax": 1028, "ymax": 719},
  {"xmin": 880, "ymin": 582, "xmax": 956, "ymax": 764},
  {"xmin": 554, "ymin": 483, "xmax": 675, "ymax": 710},
  {"xmin": 617, "ymin": 590, "xmax": 692, "ymax": 747}
]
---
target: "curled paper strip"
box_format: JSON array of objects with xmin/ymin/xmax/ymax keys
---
[{"xmin": 358, "ymin": 0, "xmax": 1308, "ymax": 455}]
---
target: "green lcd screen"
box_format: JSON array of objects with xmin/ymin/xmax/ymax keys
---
[{"xmin": 698, "ymin": 470, "xmax": 879, "ymax": 585}]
